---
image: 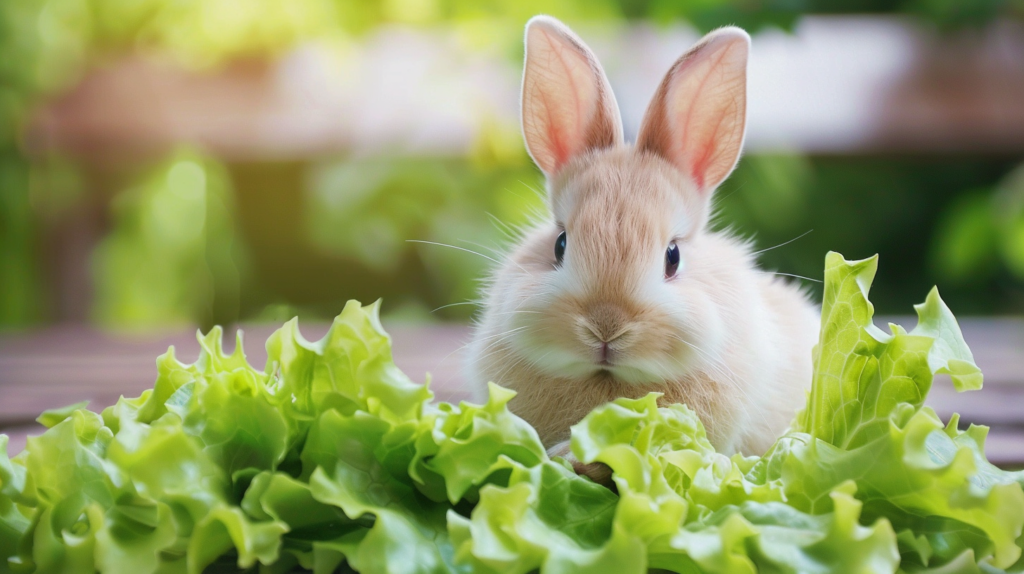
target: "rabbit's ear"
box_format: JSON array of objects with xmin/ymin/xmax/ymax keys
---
[
  {"xmin": 522, "ymin": 16, "xmax": 623, "ymax": 176},
  {"xmin": 637, "ymin": 27, "xmax": 750, "ymax": 194}
]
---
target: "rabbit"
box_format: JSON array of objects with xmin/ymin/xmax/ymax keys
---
[{"xmin": 466, "ymin": 15, "xmax": 819, "ymax": 466}]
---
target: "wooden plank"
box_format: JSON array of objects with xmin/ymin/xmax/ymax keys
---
[
  {"xmin": 2, "ymin": 318, "xmax": 1022, "ymax": 464},
  {"xmin": 0, "ymin": 321, "xmax": 475, "ymax": 425},
  {"xmin": 984, "ymin": 428, "xmax": 1024, "ymax": 468}
]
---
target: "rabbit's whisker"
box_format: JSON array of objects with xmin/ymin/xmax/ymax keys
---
[
  {"xmin": 773, "ymin": 272, "xmax": 822, "ymax": 284},
  {"xmin": 752, "ymin": 229, "xmax": 813, "ymax": 256},
  {"xmin": 430, "ymin": 301, "xmax": 480, "ymax": 313},
  {"xmin": 406, "ymin": 239, "xmax": 512, "ymax": 270}
]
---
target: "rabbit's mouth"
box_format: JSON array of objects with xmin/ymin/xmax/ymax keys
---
[
  {"xmin": 600, "ymin": 364, "xmax": 667, "ymax": 385},
  {"xmin": 556, "ymin": 353, "xmax": 671, "ymax": 385},
  {"xmin": 511, "ymin": 318, "xmax": 687, "ymax": 385},
  {"xmin": 524, "ymin": 345, "xmax": 663, "ymax": 385}
]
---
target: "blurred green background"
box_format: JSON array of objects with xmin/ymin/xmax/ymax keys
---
[{"xmin": 2, "ymin": 0, "xmax": 1023, "ymax": 331}]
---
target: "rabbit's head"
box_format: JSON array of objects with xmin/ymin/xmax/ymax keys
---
[{"xmin": 474, "ymin": 17, "xmax": 751, "ymax": 388}]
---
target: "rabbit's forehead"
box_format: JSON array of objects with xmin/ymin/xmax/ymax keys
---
[{"xmin": 553, "ymin": 151, "xmax": 697, "ymax": 244}]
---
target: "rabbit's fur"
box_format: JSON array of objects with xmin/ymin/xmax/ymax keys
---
[{"xmin": 467, "ymin": 16, "xmax": 818, "ymax": 457}]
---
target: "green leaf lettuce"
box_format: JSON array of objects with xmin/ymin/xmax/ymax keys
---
[{"xmin": 1, "ymin": 254, "xmax": 1021, "ymax": 573}]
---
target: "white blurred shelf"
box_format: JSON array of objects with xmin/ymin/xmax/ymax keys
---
[{"xmin": 27, "ymin": 17, "xmax": 1024, "ymax": 162}]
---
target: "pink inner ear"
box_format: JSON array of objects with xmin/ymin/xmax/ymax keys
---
[
  {"xmin": 695, "ymin": 98, "xmax": 743, "ymax": 193},
  {"xmin": 522, "ymin": 19, "xmax": 621, "ymax": 175},
  {"xmin": 677, "ymin": 47, "xmax": 740, "ymax": 193},
  {"xmin": 687, "ymin": 109, "xmax": 733, "ymax": 192},
  {"xmin": 689, "ymin": 146, "xmax": 710, "ymax": 191},
  {"xmin": 638, "ymin": 29, "xmax": 748, "ymax": 194},
  {"xmin": 548, "ymin": 128, "xmax": 570, "ymax": 172},
  {"xmin": 540, "ymin": 90, "xmax": 571, "ymax": 170},
  {"xmin": 538, "ymin": 31, "xmax": 589, "ymax": 172}
]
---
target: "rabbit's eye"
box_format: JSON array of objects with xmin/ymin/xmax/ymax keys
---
[
  {"xmin": 554, "ymin": 231, "xmax": 567, "ymax": 266},
  {"xmin": 665, "ymin": 242, "xmax": 680, "ymax": 278}
]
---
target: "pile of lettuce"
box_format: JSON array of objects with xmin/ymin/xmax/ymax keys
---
[{"xmin": 2, "ymin": 252, "xmax": 1023, "ymax": 574}]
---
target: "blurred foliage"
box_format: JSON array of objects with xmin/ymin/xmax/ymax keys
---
[
  {"xmin": 305, "ymin": 123, "xmax": 544, "ymax": 319},
  {"xmin": 205, "ymin": 150, "xmax": 1024, "ymax": 323},
  {"xmin": 904, "ymin": 0, "xmax": 1024, "ymax": 30},
  {"xmin": 0, "ymin": 0, "xmax": 346, "ymax": 328},
  {"xmin": 929, "ymin": 166, "xmax": 1024, "ymax": 288},
  {"xmin": 91, "ymin": 150, "xmax": 248, "ymax": 328},
  {"xmin": 715, "ymin": 154, "xmax": 1023, "ymax": 314},
  {"xmin": 1, "ymin": 0, "xmax": 1023, "ymax": 328},
  {"xmin": 0, "ymin": 154, "xmax": 38, "ymax": 326},
  {"xmin": 177, "ymin": 149, "xmax": 1022, "ymax": 325},
  {"xmin": 640, "ymin": 0, "xmax": 1024, "ymax": 32}
]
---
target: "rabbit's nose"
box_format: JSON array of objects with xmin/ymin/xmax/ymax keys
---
[
  {"xmin": 581, "ymin": 302, "xmax": 631, "ymax": 343},
  {"xmin": 583, "ymin": 323, "xmax": 627, "ymax": 345}
]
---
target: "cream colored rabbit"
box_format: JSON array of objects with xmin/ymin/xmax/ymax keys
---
[{"xmin": 467, "ymin": 16, "xmax": 818, "ymax": 460}]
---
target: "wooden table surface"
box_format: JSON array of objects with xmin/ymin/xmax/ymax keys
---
[{"xmin": 2, "ymin": 318, "xmax": 1022, "ymax": 466}]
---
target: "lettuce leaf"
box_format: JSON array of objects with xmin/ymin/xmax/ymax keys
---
[{"xmin": 1, "ymin": 254, "xmax": 1021, "ymax": 573}]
